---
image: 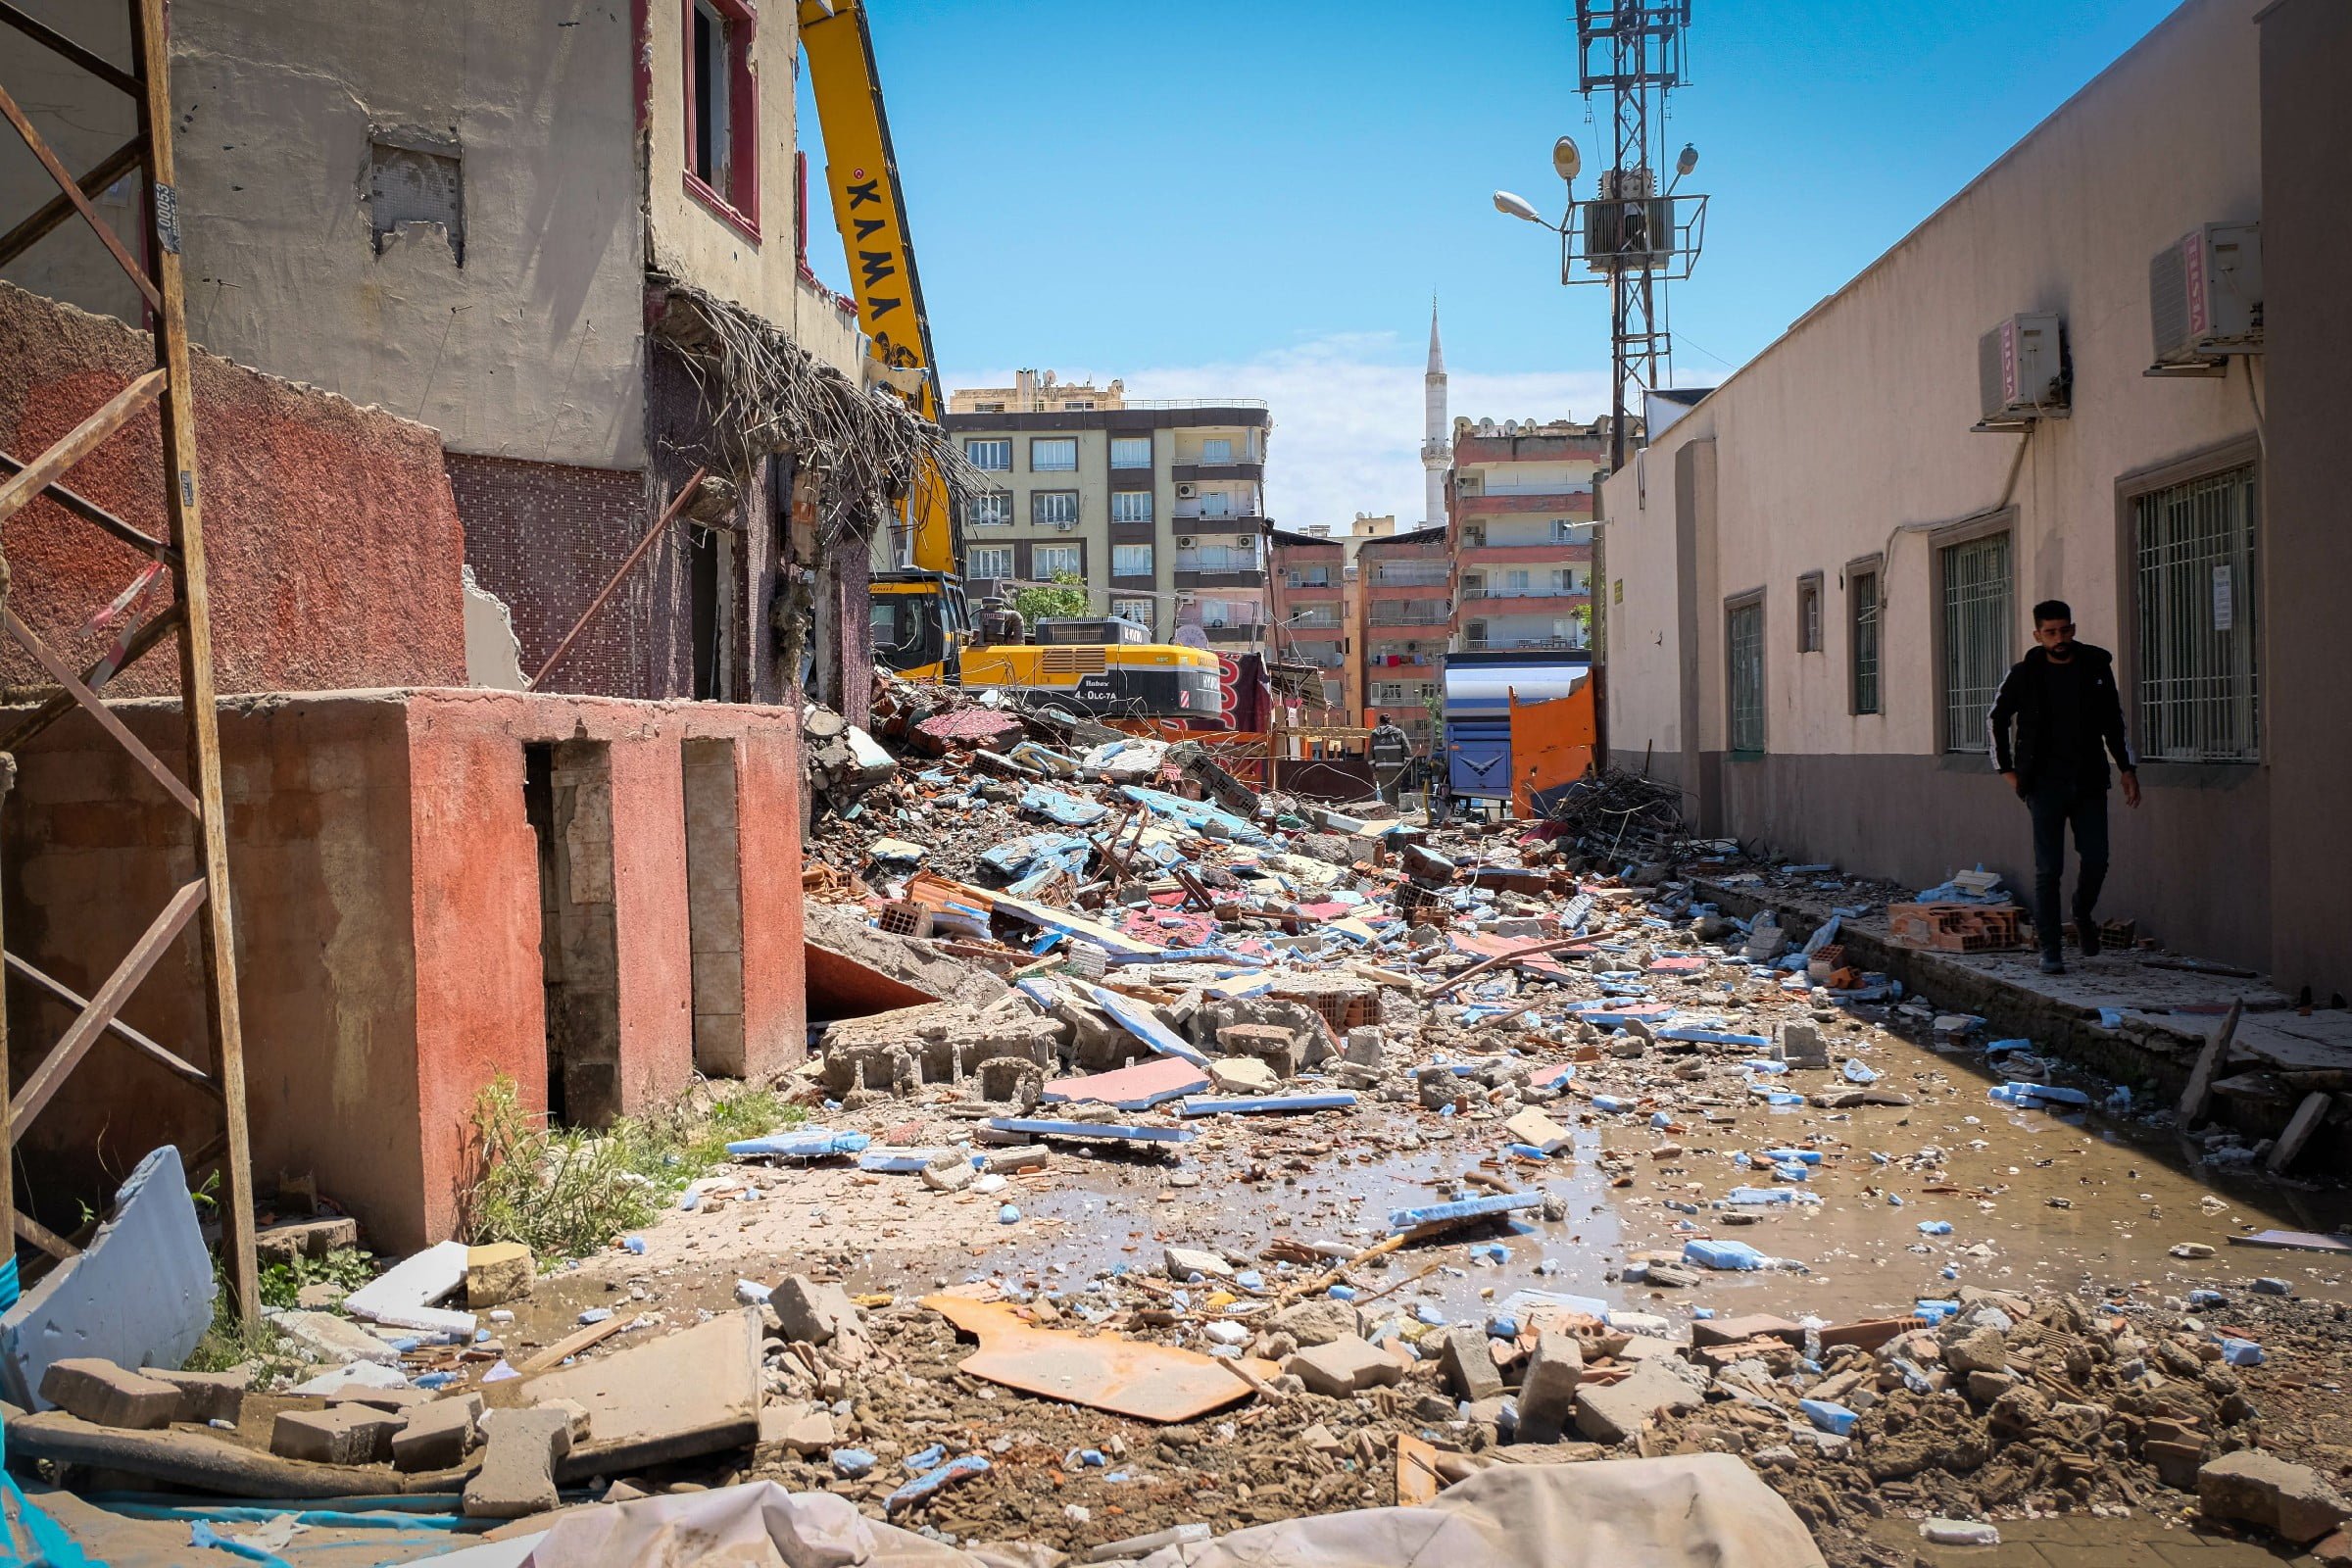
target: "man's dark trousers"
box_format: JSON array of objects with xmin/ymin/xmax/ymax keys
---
[{"xmin": 2027, "ymin": 781, "xmax": 2109, "ymax": 956}]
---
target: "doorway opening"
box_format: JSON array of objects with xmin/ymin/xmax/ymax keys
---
[
  {"xmin": 681, "ymin": 738, "xmax": 747, "ymax": 1077},
  {"xmin": 523, "ymin": 739, "xmax": 621, "ymax": 1126}
]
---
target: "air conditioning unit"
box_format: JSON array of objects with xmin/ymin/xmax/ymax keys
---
[
  {"xmin": 2150, "ymin": 221, "xmax": 2263, "ymax": 369},
  {"xmin": 1048, "ymin": 518, "xmax": 1074, "ymax": 532},
  {"xmin": 1175, "ymin": 482, "xmax": 1198, "ymax": 499},
  {"xmin": 1976, "ymin": 313, "xmax": 2069, "ymax": 428},
  {"xmin": 1177, "ymin": 536, "xmax": 1196, "ymax": 549}
]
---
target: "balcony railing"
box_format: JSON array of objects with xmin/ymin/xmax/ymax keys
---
[
  {"xmin": 1460, "ymin": 583, "xmax": 1590, "ymax": 600},
  {"xmin": 1368, "ymin": 602, "xmax": 1451, "ymax": 625},
  {"xmin": 1459, "ymin": 634, "xmax": 1590, "ymax": 652},
  {"xmin": 1370, "ymin": 564, "xmax": 1449, "ymax": 586},
  {"xmin": 1283, "ymin": 573, "xmax": 1336, "ymax": 588},
  {"xmin": 1176, "ymin": 550, "xmax": 1260, "ymax": 571}
]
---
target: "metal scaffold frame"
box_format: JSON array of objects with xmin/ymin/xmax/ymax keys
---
[{"xmin": 0, "ymin": 0, "xmax": 261, "ymax": 1320}]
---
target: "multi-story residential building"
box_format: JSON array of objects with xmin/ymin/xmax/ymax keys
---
[
  {"xmin": 1268, "ymin": 528, "xmax": 1348, "ymax": 723},
  {"xmin": 943, "ymin": 381, "xmax": 1271, "ymax": 645},
  {"xmin": 1, "ymin": 0, "xmax": 871, "ymax": 710},
  {"xmin": 1446, "ymin": 416, "xmax": 1613, "ymax": 654},
  {"xmin": 1354, "ymin": 525, "xmax": 1451, "ymax": 745}
]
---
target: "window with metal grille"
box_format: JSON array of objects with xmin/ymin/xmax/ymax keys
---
[
  {"xmin": 1032, "ymin": 491, "xmax": 1078, "ymax": 526},
  {"xmin": 1939, "ymin": 532, "xmax": 2011, "ymax": 752},
  {"xmin": 1796, "ymin": 572, "xmax": 1823, "ymax": 653},
  {"xmin": 1109, "ymin": 436, "xmax": 1152, "ymax": 468},
  {"xmin": 1850, "ymin": 568, "xmax": 1881, "ymax": 714},
  {"xmin": 1113, "ymin": 598, "xmax": 1153, "ymax": 626},
  {"xmin": 2133, "ymin": 464, "xmax": 2258, "ymax": 761},
  {"xmin": 965, "ymin": 491, "xmax": 1011, "ymax": 527},
  {"xmin": 1727, "ymin": 597, "xmax": 1765, "ymax": 755},
  {"xmin": 964, "ymin": 439, "xmax": 1011, "ymax": 471},
  {"xmin": 1109, "ymin": 491, "xmax": 1152, "ymax": 524},
  {"xmin": 1111, "ymin": 543, "xmax": 1152, "ymax": 577},
  {"xmin": 1030, "ymin": 438, "xmax": 1078, "ymax": 471}
]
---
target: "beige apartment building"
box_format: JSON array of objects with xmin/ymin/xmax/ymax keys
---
[
  {"xmin": 942, "ymin": 377, "xmax": 1272, "ymax": 646},
  {"xmin": 1267, "ymin": 528, "xmax": 1348, "ymax": 723},
  {"xmin": 1599, "ymin": 0, "xmax": 2349, "ymax": 995},
  {"xmin": 1447, "ymin": 416, "xmax": 1611, "ymax": 653}
]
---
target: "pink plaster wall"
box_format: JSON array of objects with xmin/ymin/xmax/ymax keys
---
[{"xmin": 735, "ymin": 724, "xmax": 807, "ymax": 1077}]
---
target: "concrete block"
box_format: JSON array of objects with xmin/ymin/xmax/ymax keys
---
[
  {"xmin": 771, "ymin": 1276, "xmax": 865, "ymax": 1348},
  {"xmin": 920, "ymin": 1156, "xmax": 974, "ymax": 1193},
  {"xmin": 1164, "ymin": 1246, "xmax": 1232, "ymax": 1282},
  {"xmin": 1206, "ymin": 1057, "xmax": 1279, "ymax": 1095},
  {"xmin": 271, "ymin": 1311, "xmax": 404, "ymax": 1368},
  {"xmin": 528, "ymin": 1308, "xmax": 761, "ymax": 1477},
  {"xmin": 40, "ymin": 1359, "xmax": 184, "ymax": 1430},
  {"xmin": 255, "ymin": 1216, "xmax": 360, "ymax": 1262},
  {"xmin": 392, "ymin": 1393, "xmax": 484, "ymax": 1472},
  {"xmin": 466, "ymin": 1243, "xmax": 535, "ymax": 1308},
  {"xmin": 143, "ymin": 1366, "xmax": 250, "ymax": 1425},
  {"xmin": 1439, "ymin": 1325, "xmax": 1504, "ymax": 1402},
  {"xmin": 1690, "ymin": 1314, "xmax": 1804, "ymax": 1349},
  {"xmin": 272, "ymin": 1403, "xmax": 404, "ymax": 1465},
  {"xmin": 463, "ymin": 1405, "xmax": 571, "ymax": 1518},
  {"xmin": 0, "ymin": 1146, "xmax": 213, "ymax": 1411},
  {"xmin": 1344, "ymin": 1028, "xmax": 1386, "ymax": 1067},
  {"xmin": 344, "ymin": 1240, "xmax": 475, "ymax": 1337},
  {"xmin": 1285, "ymin": 1335, "xmax": 1403, "ymax": 1398},
  {"xmin": 2200, "ymin": 1449, "xmax": 2352, "ymax": 1544},
  {"xmin": 1271, "ymin": 1298, "xmax": 1356, "ymax": 1348},
  {"xmin": 1574, "ymin": 1357, "xmax": 1702, "ymax": 1446},
  {"xmin": 1503, "ymin": 1106, "xmax": 1571, "ymax": 1155},
  {"xmin": 1516, "ymin": 1333, "xmax": 1586, "ymax": 1444}
]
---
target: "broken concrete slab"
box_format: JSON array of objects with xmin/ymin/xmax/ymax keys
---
[
  {"xmin": 818, "ymin": 1002, "xmax": 1062, "ymax": 1097},
  {"xmin": 40, "ymin": 1359, "xmax": 183, "ymax": 1430},
  {"xmin": 1515, "ymin": 1332, "xmax": 1586, "ymax": 1443},
  {"xmin": 392, "ymin": 1393, "xmax": 484, "ymax": 1472},
  {"xmin": 1286, "ymin": 1336, "xmax": 1404, "ymax": 1398},
  {"xmin": 924, "ymin": 1295, "xmax": 1269, "ymax": 1423},
  {"xmin": 1164, "ymin": 1246, "xmax": 1233, "ymax": 1282},
  {"xmin": 272, "ymin": 1403, "xmax": 404, "ymax": 1466},
  {"xmin": 519, "ymin": 1308, "xmax": 762, "ymax": 1479},
  {"xmin": 466, "ymin": 1243, "xmax": 535, "ymax": 1309},
  {"xmin": 1503, "ymin": 1106, "xmax": 1572, "ymax": 1154},
  {"xmin": 1042, "ymin": 1054, "xmax": 1208, "ymax": 1110},
  {"xmin": 1439, "ymin": 1326, "xmax": 1504, "ymax": 1402},
  {"xmin": 255, "ymin": 1216, "xmax": 360, "ymax": 1262},
  {"xmin": 803, "ymin": 899, "xmax": 1008, "ymax": 1019},
  {"xmin": 143, "ymin": 1366, "xmax": 250, "ymax": 1425},
  {"xmin": 0, "ymin": 1145, "xmax": 213, "ymax": 1411},
  {"xmin": 464, "ymin": 1405, "xmax": 572, "ymax": 1518},
  {"xmin": 344, "ymin": 1240, "xmax": 475, "ymax": 1337},
  {"xmin": 4, "ymin": 1408, "xmax": 472, "ymax": 1497},
  {"xmin": 1206, "ymin": 1056, "xmax": 1279, "ymax": 1095},
  {"xmin": 770, "ymin": 1276, "xmax": 868, "ymax": 1349},
  {"xmin": 2200, "ymin": 1449, "xmax": 2352, "ymax": 1544},
  {"xmin": 1574, "ymin": 1357, "xmax": 1703, "ymax": 1446}
]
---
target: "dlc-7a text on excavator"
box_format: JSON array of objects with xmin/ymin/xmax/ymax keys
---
[{"xmin": 799, "ymin": 0, "xmax": 1227, "ymax": 728}]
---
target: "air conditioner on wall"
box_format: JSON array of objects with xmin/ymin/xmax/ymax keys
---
[
  {"xmin": 1177, "ymin": 537, "xmax": 1196, "ymax": 549},
  {"xmin": 1175, "ymin": 482, "xmax": 1198, "ymax": 499},
  {"xmin": 2150, "ymin": 221, "xmax": 2263, "ymax": 372},
  {"xmin": 1975, "ymin": 313, "xmax": 2069, "ymax": 430}
]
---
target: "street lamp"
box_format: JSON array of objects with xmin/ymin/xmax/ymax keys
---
[{"xmin": 1491, "ymin": 189, "xmax": 1550, "ymax": 227}]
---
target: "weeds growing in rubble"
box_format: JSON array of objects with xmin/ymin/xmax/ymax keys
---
[{"xmin": 460, "ymin": 1074, "xmax": 802, "ymax": 1258}]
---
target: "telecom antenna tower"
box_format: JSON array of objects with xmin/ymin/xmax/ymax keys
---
[{"xmin": 1572, "ymin": 0, "xmax": 1707, "ymax": 474}]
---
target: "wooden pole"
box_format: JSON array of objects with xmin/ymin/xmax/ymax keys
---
[
  {"xmin": 0, "ymin": 754, "xmax": 16, "ymax": 1292},
  {"xmin": 131, "ymin": 0, "xmax": 261, "ymax": 1323}
]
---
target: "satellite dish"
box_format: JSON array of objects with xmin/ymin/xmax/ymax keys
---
[{"xmin": 1552, "ymin": 137, "xmax": 1582, "ymax": 181}]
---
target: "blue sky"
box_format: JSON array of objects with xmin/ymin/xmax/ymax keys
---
[{"xmin": 800, "ymin": 0, "xmax": 2184, "ymax": 527}]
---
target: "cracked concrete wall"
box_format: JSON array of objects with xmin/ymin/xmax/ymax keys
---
[{"xmin": 0, "ymin": 0, "xmax": 648, "ymax": 468}]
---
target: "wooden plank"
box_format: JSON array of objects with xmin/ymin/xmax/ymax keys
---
[
  {"xmin": 2177, "ymin": 998, "xmax": 2243, "ymax": 1128},
  {"xmin": 0, "ymin": 446, "xmax": 178, "ymax": 561},
  {"xmin": 0, "ymin": 370, "xmax": 166, "ymax": 531},
  {"xmin": 0, "ymin": 3, "xmax": 143, "ymax": 96},
  {"xmin": 528, "ymin": 468, "xmax": 707, "ymax": 689},
  {"xmin": 14, "ymin": 1208, "xmax": 78, "ymax": 1262},
  {"xmin": 0, "ymin": 602, "xmax": 181, "ymax": 757},
  {"xmin": 0, "ymin": 81, "xmax": 159, "ymax": 310},
  {"xmin": 8, "ymin": 876, "xmax": 207, "ymax": 1131},
  {"xmin": 133, "ymin": 0, "xmax": 262, "ymax": 1328},
  {"xmin": 5, "ymin": 951, "xmax": 220, "ymax": 1099},
  {"xmin": 2267, "ymin": 1091, "xmax": 2331, "ymax": 1174},
  {"xmin": 4, "ymin": 608, "xmax": 200, "ymax": 815},
  {"xmin": 0, "ymin": 134, "xmax": 143, "ymax": 270},
  {"xmin": 515, "ymin": 1313, "xmax": 631, "ymax": 1376}
]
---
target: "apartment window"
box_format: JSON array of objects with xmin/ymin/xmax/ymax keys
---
[
  {"xmin": 965, "ymin": 491, "xmax": 1012, "ymax": 528},
  {"xmin": 1109, "ymin": 436, "xmax": 1152, "ymax": 469},
  {"xmin": 964, "ymin": 438, "xmax": 1011, "ymax": 471},
  {"xmin": 1032, "ymin": 490, "xmax": 1079, "ymax": 527},
  {"xmin": 967, "ymin": 545, "xmax": 1013, "ymax": 580},
  {"xmin": 2132, "ymin": 462, "xmax": 2259, "ymax": 761},
  {"xmin": 1034, "ymin": 544, "xmax": 1082, "ymax": 578},
  {"xmin": 1796, "ymin": 572, "xmax": 1823, "ymax": 653},
  {"xmin": 1550, "ymin": 520, "xmax": 1592, "ymax": 544},
  {"xmin": 684, "ymin": 0, "xmax": 759, "ymax": 233},
  {"xmin": 1502, "ymin": 568, "xmax": 1531, "ymax": 593},
  {"xmin": 969, "ymin": 402, "xmax": 1005, "ymax": 414},
  {"xmin": 1727, "ymin": 594, "xmax": 1765, "ymax": 756},
  {"xmin": 1849, "ymin": 563, "xmax": 1882, "ymax": 715},
  {"xmin": 368, "ymin": 132, "xmax": 464, "ymax": 263},
  {"xmin": 1111, "ymin": 543, "xmax": 1153, "ymax": 577},
  {"xmin": 1376, "ymin": 683, "xmax": 1405, "ymax": 705},
  {"xmin": 1200, "ymin": 437, "xmax": 1233, "ymax": 463},
  {"xmin": 1462, "ymin": 524, "xmax": 1485, "ymax": 547},
  {"xmin": 1113, "ymin": 598, "xmax": 1154, "ymax": 626},
  {"xmin": 1063, "ymin": 400, "xmax": 1095, "ymax": 412},
  {"xmin": 1938, "ymin": 531, "xmax": 2012, "ymax": 753},
  {"xmin": 1459, "ymin": 573, "xmax": 1485, "ymax": 599},
  {"xmin": 1465, "ymin": 618, "xmax": 1489, "ymax": 648},
  {"xmin": 1109, "ymin": 490, "xmax": 1153, "ymax": 525},
  {"xmin": 1198, "ymin": 491, "xmax": 1233, "ymax": 518},
  {"xmin": 1030, "ymin": 438, "xmax": 1078, "ymax": 471}
]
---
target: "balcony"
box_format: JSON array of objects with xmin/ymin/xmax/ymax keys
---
[
  {"xmin": 1367, "ymin": 601, "xmax": 1452, "ymax": 627},
  {"xmin": 1171, "ymin": 461, "xmax": 1266, "ymax": 483},
  {"xmin": 1458, "ymin": 584, "xmax": 1591, "ymax": 603},
  {"xmin": 1175, "ymin": 568, "xmax": 1266, "ymax": 589},
  {"xmin": 1459, "ymin": 634, "xmax": 1590, "ymax": 653},
  {"xmin": 1202, "ymin": 623, "xmax": 1264, "ymax": 643},
  {"xmin": 1282, "ymin": 572, "xmax": 1339, "ymax": 590},
  {"xmin": 1455, "ymin": 490, "xmax": 1596, "ymax": 518},
  {"xmin": 1172, "ymin": 509, "xmax": 1266, "ymax": 527},
  {"xmin": 1456, "ymin": 540, "xmax": 1593, "ymax": 564},
  {"xmin": 1367, "ymin": 564, "xmax": 1449, "ymax": 587}
]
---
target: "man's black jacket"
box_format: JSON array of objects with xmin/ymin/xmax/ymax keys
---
[{"xmin": 1985, "ymin": 642, "xmax": 2135, "ymax": 793}]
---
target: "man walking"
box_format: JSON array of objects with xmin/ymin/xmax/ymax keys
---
[
  {"xmin": 1986, "ymin": 600, "xmax": 2140, "ymax": 973},
  {"xmin": 1368, "ymin": 717, "xmax": 1411, "ymax": 808}
]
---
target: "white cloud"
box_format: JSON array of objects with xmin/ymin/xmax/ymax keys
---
[{"xmin": 946, "ymin": 333, "xmax": 1613, "ymax": 533}]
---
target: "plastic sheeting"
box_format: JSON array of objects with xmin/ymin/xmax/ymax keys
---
[{"xmin": 502, "ymin": 1455, "xmax": 1823, "ymax": 1568}]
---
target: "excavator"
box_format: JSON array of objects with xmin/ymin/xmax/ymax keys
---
[{"xmin": 798, "ymin": 1, "xmax": 1226, "ymax": 726}]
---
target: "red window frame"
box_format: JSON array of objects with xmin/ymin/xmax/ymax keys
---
[{"xmin": 681, "ymin": 0, "xmax": 760, "ymax": 241}]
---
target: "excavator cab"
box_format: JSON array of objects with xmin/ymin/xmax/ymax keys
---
[{"xmin": 871, "ymin": 569, "xmax": 967, "ymax": 681}]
